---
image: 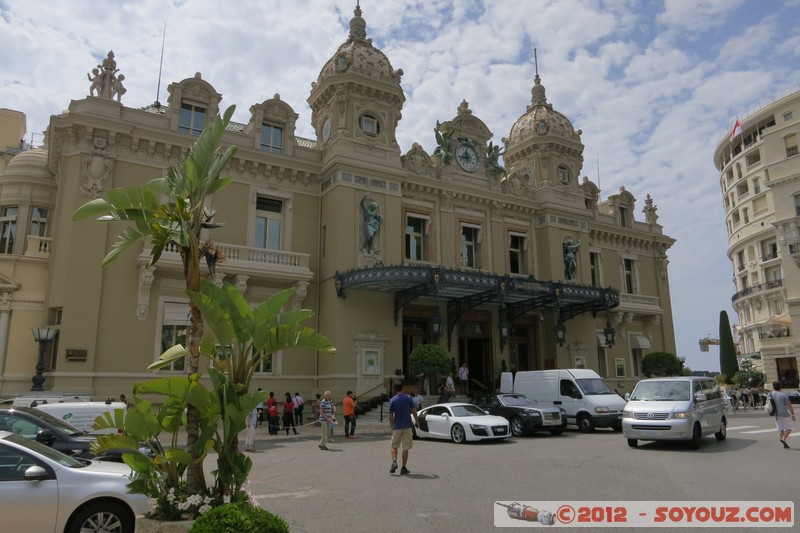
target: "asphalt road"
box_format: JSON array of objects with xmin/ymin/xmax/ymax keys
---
[{"xmin": 238, "ymin": 411, "xmax": 797, "ymax": 532}]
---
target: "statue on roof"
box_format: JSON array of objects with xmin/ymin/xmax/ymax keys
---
[
  {"xmin": 485, "ymin": 140, "xmax": 506, "ymax": 179},
  {"xmin": 87, "ymin": 50, "xmax": 127, "ymax": 103},
  {"xmin": 432, "ymin": 121, "xmax": 454, "ymax": 166},
  {"xmin": 643, "ymin": 194, "xmax": 659, "ymax": 224}
]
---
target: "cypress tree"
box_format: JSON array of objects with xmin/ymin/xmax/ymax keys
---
[{"xmin": 719, "ymin": 310, "xmax": 738, "ymax": 383}]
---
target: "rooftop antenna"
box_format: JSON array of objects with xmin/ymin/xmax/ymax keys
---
[
  {"xmin": 596, "ymin": 153, "xmax": 600, "ymax": 194},
  {"xmin": 154, "ymin": 23, "xmax": 166, "ymax": 109},
  {"xmin": 534, "ymin": 47, "xmax": 539, "ymax": 77}
]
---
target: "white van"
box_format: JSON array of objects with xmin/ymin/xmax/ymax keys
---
[
  {"xmin": 33, "ymin": 401, "xmax": 126, "ymax": 435},
  {"xmin": 501, "ymin": 369, "xmax": 626, "ymax": 432},
  {"xmin": 622, "ymin": 377, "xmax": 726, "ymax": 449}
]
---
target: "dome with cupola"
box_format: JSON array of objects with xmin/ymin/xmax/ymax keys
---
[
  {"xmin": 315, "ymin": 4, "xmax": 403, "ymax": 88},
  {"xmin": 507, "ymin": 73, "xmax": 581, "ymax": 146}
]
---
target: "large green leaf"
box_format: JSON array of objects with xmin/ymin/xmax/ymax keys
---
[{"xmin": 147, "ymin": 344, "xmax": 188, "ymax": 370}]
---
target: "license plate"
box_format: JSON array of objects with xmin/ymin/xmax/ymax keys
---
[{"xmin": 642, "ymin": 430, "xmax": 658, "ymax": 437}]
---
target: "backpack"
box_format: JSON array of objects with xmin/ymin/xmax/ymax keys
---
[{"xmin": 766, "ymin": 394, "xmax": 776, "ymax": 417}]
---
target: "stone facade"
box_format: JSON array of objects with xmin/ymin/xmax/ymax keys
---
[{"xmin": 0, "ymin": 5, "xmax": 676, "ymax": 401}]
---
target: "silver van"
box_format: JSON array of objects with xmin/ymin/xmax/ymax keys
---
[{"xmin": 622, "ymin": 377, "xmax": 726, "ymax": 449}]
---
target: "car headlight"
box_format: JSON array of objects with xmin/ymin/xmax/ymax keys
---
[
  {"xmin": 594, "ymin": 406, "xmax": 609, "ymax": 414},
  {"xmin": 673, "ymin": 412, "xmax": 690, "ymax": 419},
  {"xmin": 622, "ymin": 410, "xmax": 631, "ymax": 418},
  {"xmin": 469, "ymin": 424, "xmax": 487, "ymax": 431},
  {"xmin": 522, "ymin": 410, "xmax": 540, "ymax": 417}
]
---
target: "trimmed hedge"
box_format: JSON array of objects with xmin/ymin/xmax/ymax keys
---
[{"xmin": 190, "ymin": 503, "xmax": 289, "ymax": 533}]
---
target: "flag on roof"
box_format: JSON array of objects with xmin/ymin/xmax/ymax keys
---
[{"xmin": 729, "ymin": 118, "xmax": 742, "ymax": 142}]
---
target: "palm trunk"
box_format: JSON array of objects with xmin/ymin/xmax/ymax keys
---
[{"xmin": 184, "ymin": 246, "xmax": 206, "ymax": 495}]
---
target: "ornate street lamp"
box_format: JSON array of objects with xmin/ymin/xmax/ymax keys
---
[
  {"xmin": 31, "ymin": 327, "xmax": 57, "ymax": 391},
  {"xmin": 603, "ymin": 320, "xmax": 616, "ymax": 348},
  {"xmin": 499, "ymin": 314, "xmax": 510, "ymax": 352},
  {"xmin": 554, "ymin": 321, "xmax": 567, "ymax": 347},
  {"xmin": 431, "ymin": 313, "xmax": 443, "ymax": 344}
]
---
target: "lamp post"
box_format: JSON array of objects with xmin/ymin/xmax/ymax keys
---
[
  {"xmin": 431, "ymin": 313, "xmax": 443, "ymax": 344},
  {"xmin": 31, "ymin": 326, "xmax": 57, "ymax": 391},
  {"xmin": 554, "ymin": 321, "xmax": 567, "ymax": 347},
  {"xmin": 603, "ymin": 320, "xmax": 616, "ymax": 348}
]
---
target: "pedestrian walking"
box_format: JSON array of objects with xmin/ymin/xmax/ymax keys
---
[
  {"xmin": 244, "ymin": 407, "xmax": 258, "ymax": 452},
  {"xmin": 318, "ymin": 390, "xmax": 335, "ymax": 450},
  {"xmin": 389, "ymin": 382, "xmax": 419, "ymax": 475},
  {"xmin": 312, "ymin": 394, "xmax": 322, "ymax": 426},
  {"xmin": 255, "ymin": 388, "xmax": 265, "ymax": 426},
  {"xmin": 343, "ymin": 391, "xmax": 357, "ymax": 439},
  {"xmin": 458, "ymin": 362, "xmax": 470, "ymax": 395},
  {"xmin": 293, "ymin": 392, "xmax": 305, "ymax": 425},
  {"xmin": 283, "ymin": 392, "xmax": 298, "ymax": 435},
  {"xmin": 768, "ymin": 382, "xmax": 795, "ymax": 449}
]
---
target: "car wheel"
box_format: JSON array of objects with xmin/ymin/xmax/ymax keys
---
[
  {"xmin": 689, "ymin": 423, "xmax": 702, "ymax": 449},
  {"xmin": 627, "ymin": 438, "xmax": 638, "ymax": 448},
  {"xmin": 549, "ymin": 428, "xmax": 564, "ymax": 436},
  {"xmin": 577, "ymin": 414, "xmax": 595, "ymax": 433},
  {"xmin": 510, "ymin": 417, "xmax": 525, "ymax": 437},
  {"xmin": 715, "ymin": 420, "xmax": 727, "ymax": 441},
  {"xmin": 67, "ymin": 501, "xmax": 132, "ymax": 533},
  {"xmin": 451, "ymin": 423, "xmax": 466, "ymax": 444}
]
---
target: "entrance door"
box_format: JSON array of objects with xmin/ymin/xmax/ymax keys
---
[{"xmin": 458, "ymin": 336, "xmax": 492, "ymax": 393}]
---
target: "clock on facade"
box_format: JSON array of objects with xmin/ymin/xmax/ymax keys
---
[
  {"xmin": 456, "ymin": 142, "xmax": 479, "ymax": 172},
  {"xmin": 322, "ymin": 117, "xmax": 331, "ymax": 142}
]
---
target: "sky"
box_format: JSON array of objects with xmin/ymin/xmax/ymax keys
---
[{"xmin": 2, "ymin": 0, "xmax": 799, "ymax": 372}]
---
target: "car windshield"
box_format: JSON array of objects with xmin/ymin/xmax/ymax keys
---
[
  {"xmin": 630, "ymin": 381, "xmax": 690, "ymax": 401},
  {"xmin": 500, "ymin": 395, "xmax": 536, "ymax": 407},
  {"xmin": 3, "ymin": 433, "xmax": 86, "ymax": 468},
  {"xmin": 22, "ymin": 408, "xmax": 86, "ymax": 437},
  {"xmin": 450, "ymin": 405, "xmax": 488, "ymax": 417},
  {"xmin": 576, "ymin": 378, "xmax": 616, "ymax": 395}
]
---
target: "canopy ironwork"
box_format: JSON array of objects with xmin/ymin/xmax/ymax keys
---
[{"xmin": 335, "ymin": 264, "xmax": 619, "ymax": 349}]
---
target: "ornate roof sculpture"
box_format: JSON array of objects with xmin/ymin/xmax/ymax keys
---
[{"xmin": 507, "ymin": 72, "xmax": 581, "ymax": 146}]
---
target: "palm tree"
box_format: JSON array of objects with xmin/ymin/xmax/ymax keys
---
[{"xmin": 73, "ymin": 105, "xmax": 237, "ymax": 494}]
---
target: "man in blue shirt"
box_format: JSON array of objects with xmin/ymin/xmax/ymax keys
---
[{"xmin": 389, "ymin": 382, "xmax": 419, "ymax": 475}]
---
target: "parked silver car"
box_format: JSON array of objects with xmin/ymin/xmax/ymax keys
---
[{"xmin": 0, "ymin": 430, "xmax": 149, "ymax": 532}]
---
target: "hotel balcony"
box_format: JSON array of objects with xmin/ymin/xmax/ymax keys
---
[{"xmin": 731, "ymin": 279, "xmax": 783, "ymax": 303}]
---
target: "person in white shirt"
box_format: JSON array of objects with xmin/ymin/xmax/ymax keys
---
[
  {"xmin": 458, "ymin": 362, "xmax": 470, "ymax": 395},
  {"xmin": 293, "ymin": 392, "xmax": 304, "ymax": 425}
]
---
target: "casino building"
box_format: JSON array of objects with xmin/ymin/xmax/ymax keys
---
[{"xmin": 0, "ymin": 5, "xmax": 676, "ymax": 400}]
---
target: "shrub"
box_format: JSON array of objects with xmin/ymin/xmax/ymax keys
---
[{"xmin": 190, "ymin": 503, "xmax": 289, "ymax": 533}]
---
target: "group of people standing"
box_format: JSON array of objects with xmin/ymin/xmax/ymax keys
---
[
  {"xmin": 730, "ymin": 386, "xmax": 766, "ymax": 411},
  {"xmin": 244, "ymin": 390, "xmax": 306, "ymax": 451}
]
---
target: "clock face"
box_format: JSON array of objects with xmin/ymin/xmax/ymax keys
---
[
  {"xmin": 456, "ymin": 143, "xmax": 479, "ymax": 172},
  {"xmin": 322, "ymin": 117, "xmax": 331, "ymax": 142}
]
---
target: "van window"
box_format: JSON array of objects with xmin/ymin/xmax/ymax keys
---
[
  {"xmin": 699, "ymin": 380, "xmax": 720, "ymax": 400},
  {"xmin": 560, "ymin": 380, "xmax": 579, "ymax": 397},
  {"xmin": 693, "ymin": 381, "xmax": 704, "ymax": 402},
  {"xmin": 576, "ymin": 378, "xmax": 616, "ymax": 395},
  {"xmin": 629, "ymin": 381, "xmax": 689, "ymax": 401}
]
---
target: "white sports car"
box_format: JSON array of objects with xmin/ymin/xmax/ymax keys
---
[{"xmin": 416, "ymin": 402, "xmax": 511, "ymax": 443}]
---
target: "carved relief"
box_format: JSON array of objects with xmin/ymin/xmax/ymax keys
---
[
  {"xmin": 234, "ymin": 275, "xmax": 249, "ymax": 295},
  {"xmin": 137, "ymin": 266, "xmax": 155, "ymax": 321},
  {"xmin": 401, "ymin": 143, "xmax": 435, "ymax": 177},
  {"xmin": 293, "ymin": 281, "xmax": 309, "ymax": 310},
  {"xmin": 81, "ymin": 137, "xmax": 114, "ymax": 198}
]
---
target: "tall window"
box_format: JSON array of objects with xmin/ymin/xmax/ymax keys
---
[
  {"xmin": 623, "ymin": 258, "xmax": 638, "ymax": 294},
  {"xmin": 260, "ymin": 123, "xmax": 283, "ymax": 154},
  {"xmin": 460, "ymin": 224, "xmax": 481, "ymax": 268},
  {"xmin": 30, "ymin": 207, "xmax": 48, "ymax": 237},
  {"xmin": 405, "ymin": 214, "xmax": 428, "ymax": 261},
  {"xmin": 253, "ymin": 354, "xmax": 273, "ymax": 374},
  {"xmin": 618, "ymin": 206, "xmax": 628, "ymax": 227},
  {"xmin": 508, "ymin": 232, "xmax": 527, "ymax": 274},
  {"xmin": 615, "ymin": 358, "xmax": 625, "ymax": 378},
  {"xmin": 255, "ymin": 197, "xmax": 282, "ymax": 250},
  {"xmin": 160, "ymin": 302, "xmax": 188, "ymax": 372},
  {"xmin": 0, "ymin": 206, "xmax": 17, "ymax": 254},
  {"xmin": 589, "ymin": 252, "xmax": 602, "ymax": 287},
  {"xmin": 178, "ymin": 102, "xmax": 206, "ymax": 136},
  {"xmin": 795, "ymin": 194, "xmax": 800, "ymax": 216},
  {"xmin": 786, "ymin": 134, "xmax": 798, "ymax": 157}
]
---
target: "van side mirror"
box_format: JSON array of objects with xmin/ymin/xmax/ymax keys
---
[
  {"xmin": 624, "ymin": 393, "xmax": 630, "ymax": 401},
  {"xmin": 571, "ymin": 391, "xmax": 582, "ymax": 400},
  {"xmin": 694, "ymin": 393, "xmax": 707, "ymax": 402}
]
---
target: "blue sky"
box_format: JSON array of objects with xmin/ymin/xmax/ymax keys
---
[{"xmin": 2, "ymin": 0, "xmax": 799, "ymax": 372}]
